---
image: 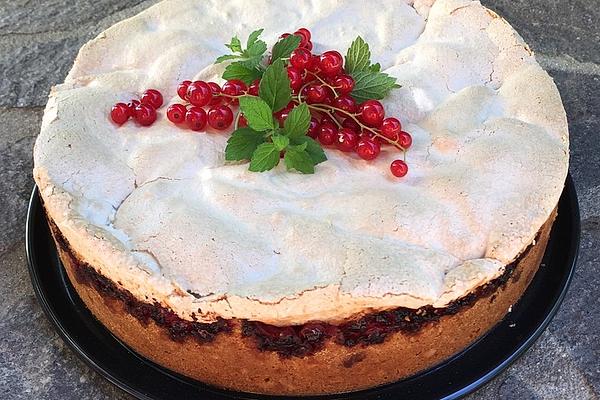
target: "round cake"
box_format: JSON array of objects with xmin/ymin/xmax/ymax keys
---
[{"xmin": 33, "ymin": 0, "xmax": 569, "ymax": 395}]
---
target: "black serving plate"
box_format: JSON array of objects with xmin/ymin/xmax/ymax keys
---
[{"xmin": 26, "ymin": 176, "xmax": 580, "ymax": 400}]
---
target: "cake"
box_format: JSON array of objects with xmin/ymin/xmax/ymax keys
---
[{"xmin": 33, "ymin": 0, "xmax": 569, "ymax": 395}]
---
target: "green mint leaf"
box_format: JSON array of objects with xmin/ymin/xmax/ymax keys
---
[
  {"xmin": 246, "ymin": 29, "xmax": 264, "ymax": 48},
  {"xmin": 271, "ymin": 35, "xmax": 301, "ymax": 62},
  {"xmin": 350, "ymin": 71, "xmax": 401, "ymax": 103},
  {"xmin": 345, "ymin": 36, "xmax": 371, "ymax": 74},
  {"xmin": 284, "ymin": 145, "xmax": 315, "ymax": 174},
  {"xmin": 225, "ymin": 128, "xmax": 266, "ymax": 161},
  {"xmin": 215, "ymin": 54, "xmax": 240, "ymax": 64},
  {"xmin": 222, "ymin": 62, "xmax": 263, "ymax": 84},
  {"xmin": 245, "ymin": 40, "xmax": 268, "ymax": 58},
  {"xmin": 271, "ymin": 134, "xmax": 290, "ymax": 151},
  {"xmin": 249, "ymin": 142, "xmax": 280, "ymax": 172},
  {"xmin": 283, "ymin": 103, "xmax": 310, "ymax": 139},
  {"xmin": 259, "ymin": 59, "xmax": 292, "ymax": 112},
  {"xmin": 240, "ymin": 56, "xmax": 263, "ymax": 70},
  {"xmin": 369, "ymin": 62, "xmax": 381, "ymax": 72},
  {"xmin": 239, "ymin": 96, "xmax": 275, "ymax": 131},
  {"xmin": 226, "ymin": 36, "xmax": 242, "ymax": 53},
  {"xmin": 290, "ymin": 136, "xmax": 327, "ymax": 165}
]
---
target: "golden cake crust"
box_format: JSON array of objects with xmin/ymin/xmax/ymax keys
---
[{"xmin": 48, "ymin": 208, "xmax": 556, "ymax": 395}]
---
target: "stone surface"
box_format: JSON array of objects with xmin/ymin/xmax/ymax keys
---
[
  {"xmin": 0, "ymin": 107, "xmax": 43, "ymax": 253},
  {"xmin": 0, "ymin": 1, "xmax": 598, "ymax": 399}
]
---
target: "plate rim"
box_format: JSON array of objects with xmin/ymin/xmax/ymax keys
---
[{"xmin": 26, "ymin": 175, "xmax": 580, "ymax": 400}]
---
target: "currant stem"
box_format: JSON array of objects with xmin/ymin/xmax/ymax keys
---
[
  {"xmin": 305, "ymin": 71, "xmax": 339, "ymax": 97},
  {"xmin": 234, "ymin": 110, "xmax": 242, "ymax": 130},
  {"xmin": 307, "ymin": 104, "xmax": 405, "ymax": 150}
]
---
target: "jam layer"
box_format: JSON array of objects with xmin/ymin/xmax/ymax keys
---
[{"xmin": 51, "ymin": 218, "xmax": 534, "ymax": 357}]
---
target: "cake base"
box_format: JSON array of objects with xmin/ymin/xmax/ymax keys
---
[{"xmin": 48, "ymin": 210, "xmax": 556, "ymax": 395}]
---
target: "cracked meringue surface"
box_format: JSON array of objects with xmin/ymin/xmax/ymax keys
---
[{"xmin": 33, "ymin": 0, "xmax": 568, "ymax": 325}]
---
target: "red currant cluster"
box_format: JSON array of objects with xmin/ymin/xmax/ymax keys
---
[
  {"xmin": 281, "ymin": 30, "xmax": 411, "ymax": 177},
  {"xmin": 110, "ymin": 28, "xmax": 411, "ymax": 178},
  {"xmin": 110, "ymin": 89, "xmax": 163, "ymax": 126},
  {"xmin": 166, "ymin": 80, "xmax": 238, "ymax": 131}
]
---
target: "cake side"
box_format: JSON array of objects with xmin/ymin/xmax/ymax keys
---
[{"xmin": 48, "ymin": 207, "xmax": 556, "ymax": 395}]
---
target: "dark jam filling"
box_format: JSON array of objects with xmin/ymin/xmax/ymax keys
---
[
  {"xmin": 242, "ymin": 236, "xmax": 537, "ymax": 357},
  {"xmin": 52, "ymin": 223, "xmax": 231, "ymax": 343},
  {"xmin": 52, "ymin": 217, "xmax": 537, "ymax": 358}
]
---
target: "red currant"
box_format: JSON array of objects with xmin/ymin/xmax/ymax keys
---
[
  {"xmin": 390, "ymin": 160, "xmax": 408, "ymax": 177},
  {"xmin": 320, "ymin": 114, "xmax": 336, "ymax": 126},
  {"xmin": 274, "ymin": 103, "xmax": 293, "ymax": 126},
  {"xmin": 307, "ymin": 55, "xmax": 321, "ymax": 74},
  {"xmin": 319, "ymin": 51, "xmax": 343, "ymax": 76},
  {"xmin": 308, "ymin": 117, "xmax": 319, "ymax": 138},
  {"xmin": 342, "ymin": 118, "xmax": 361, "ymax": 132},
  {"xmin": 238, "ymin": 114, "xmax": 248, "ymax": 127},
  {"xmin": 359, "ymin": 100, "xmax": 385, "ymax": 127},
  {"xmin": 207, "ymin": 82, "xmax": 222, "ymax": 105},
  {"xmin": 359, "ymin": 131, "xmax": 382, "ymax": 144},
  {"xmin": 333, "ymin": 95, "xmax": 357, "ymax": 115},
  {"xmin": 187, "ymin": 81, "xmax": 212, "ymax": 107},
  {"xmin": 295, "ymin": 28, "xmax": 311, "ymax": 41},
  {"xmin": 208, "ymin": 105, "xmax": 234, "ymax": 130},
  {"xmin": 127, "ymin": 99, "xmax": 140, "ymax": 115},
  {"xmin": 133, "ymin": 103, "xmax": 157, "ymax": 126},
  {"xmin": 381, "ymin": 117, "xmax": 401, "ymax": 141},
  {"xmin": 185, "ymin": 106, "xmax": 207, "ymax": 131},
  {"xmin": 304, "ymin": 41, "xmax": 313, "ymax": 51},
  {"xmin": 287, "ymin": 67, "xmax": 304, "ymax": 91},
  {"xmin": 248, "ymin": 79, "xmax": 260, "ymax": 96},
  {"xmin": 177, "ymin": 80, "xmax": 191, "ymax": 101},
  {"xmin": 222, "ymin": 80, "xmax": 247, "ymax": 105},
  {"xmin": 322, "ymin": 87, "xmax": 335, "ymax": 106},
  {"xmin": 280, "ymin": 33, "xmax": 291, "ymax": 39},
  {"xmin": 294, "ymin": 32, "xmax": 309, "ymax": 48},
  {"xmin": 140, "ymin": 89, "xmax": 163, "ymax": 109},
  {"xmin": 306, "ymin": 84, "xmax": 327, "ymax": 104},
  {"xmin": 398, "ymin": 131, "xmax": 412, "ymax": 149},
  {"xmin": 110, "ymin": 103, "xmax": 130, "ymax": 125},
  {"xmin": 318, "ymin": 123, "xmax": 337, "ymax": 145},
  {"xmin": 290, "ymin": 48, "xmax": 312, "ymax": 71},
  {"xmin": 166, "ymin": 104, "xmax": 187, "ymax": 124},
  {"xmin": 356, "ymin": 138, "xmax": 381, "ymax": 160},
  {"xmin": 335, "ymin": 128, "xmax": 359, "ymax": 152},
  {"xmin": 332, "ymin": 75, "xmax": 354, "ymax": 95},
  {"xmin": 275, "ymin": 109, "xmax": 290, "ymax": 126}
]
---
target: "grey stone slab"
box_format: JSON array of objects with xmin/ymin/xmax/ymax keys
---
[
  {"xmin": 0, "ymin": 1, "xmax": 148, "ymax": 35},
  {"xmin": 483, "ymin": 0, "xmax": 600, "ymax": 64},
  {"xmin": 468, "ymin": 329, "xmax": 598, "ymax": 399},
  {"xmin": 0, "ymin": 36, "xmax": 81, "ymax": 107},
  {"xmin": 0, "ymin": 107, "xmax": 42, "ymax": 253},
  {"xmin": 0, "ymin": 0, "xmax": 158, "ymax": 108},
  {"xmin": 0, "ymin": 244, "xmax": 131, "ymax": 400}
]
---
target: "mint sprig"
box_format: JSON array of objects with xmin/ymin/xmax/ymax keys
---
[
  {"xmin": 223, "ymin": 61, "xmax": 326, "ymax": 174},
  {"xmin": 225, "ymin": 128, "xmax": 265, "ymax": 161},
  {"xmin": 215, "ymin": 29, "xmax": 268, "ymax": 84},
  {"xmin": 259, "ymin": 59, "xmax": 292, "ymax": 112},
  {"xmin": 271, "ymin": 34, "xmax": 301, "ymax": 62},
  {"xmin": 345, "ymin": 36, "xmax": 371, "ymax": 74},
  {"xmin": 249, "ymin": 142, "xmax": 280, "ymax": 172},
  {"xmin": 282, "ymin": 103, "xmax": 310, "ymax": 139},
  {"xmin": 238, "ymin": 96, "xmax": 275, "ymax": 131},
  {"xmin": 351, "ymin": 71, "xmax": 401, "ymax": 103},
  {"xmin": 344, "ymin": 36, "xmax": 401, "ymax": 102},
  {"xmin": 284, "ymin": 143, "xmax": 315, "ymax": 174},
  {"xmin": 217, "ymin": 30, "xmax": 403, "ymax": 176}
]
